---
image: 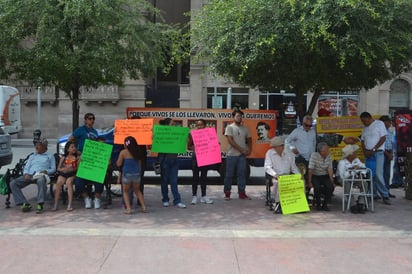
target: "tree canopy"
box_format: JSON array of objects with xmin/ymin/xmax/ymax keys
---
[
  {"xmin": 0, "ymin": 0, "xmax": 184, "ymax": 130},
  {"xmin": 191, "ymin": 0, "xmax": 412, "ymax": 119}
]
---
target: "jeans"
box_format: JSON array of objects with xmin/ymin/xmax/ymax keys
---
[
  {"xmin": 10, "ymin": 175, "xmax": 47, "ymax": 205},
  {"xmin": 74, "ymin": 177, "xmax": 104, "ymax": 195},
  {"xmin": 223, "ymin": 155, "xmax": 247, "ymax": 193},
  {"xmin": 391, "ymin": 156, "xmax": 404, "ymax": 186},
  {"xmin": 366, "ymin": 151, "xmax": 389, "ymax": 198},
  {"xmin": 312, "ymin": 175, "xmax": 334, "ymax": 206},
  {"xmin": 192, "ymin": 158, "xmax": 209, "ymax": 196},
  {"xmin": 160, "ymin": 157, "xmax": 181, "ymax": 205},
  {"xmin": 383, "ymin": 153, "xmax": 391, "ymax": 191}
]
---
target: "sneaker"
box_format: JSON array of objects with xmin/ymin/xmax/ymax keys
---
[
  {"xmin": 200, "ymin": 196, "xmax": 213, "ymax": 204},
  {"xmin": 162, "ymin": 201, "xmax": 170, "ymax": 207},
  {"xmin": 383, "ymin": 197, "xmax": 391, "ymax": 205},
  {"xmin": 191, "ymin": 196, "xmax": 198, "ymax": 205},
  {"xmin": 21, "ymin": 203, "xmax": 32, "ymax": 212},
  {"xmin": 94, "ymin": 198, "xmax": 101, "ymax": 209},
  {"xmin": 84, "ymin": 197, "xmax": 92, "ymax": 209},
  {"xmin": 36, "ymin": 204, "xmax": 44, "ymax": 214},
  {"xmin": 239, "ymin": 192, "xmax": 252, "ymax": 200},
  {"xmin": 224, "ymin": 191, "xmax": 231, "ymax": 201},
  {"xmin": 176, "ymin": 202, "xmax": 186, "ymax": 208}
]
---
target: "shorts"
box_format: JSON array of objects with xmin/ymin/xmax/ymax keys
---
[
  {"xmin": 122, "ymin": 172, "xmax": 141, "ymax": 184},
  {"xmin": 59, "ymin": 171, "xmax": 76, "ymax": 178}
]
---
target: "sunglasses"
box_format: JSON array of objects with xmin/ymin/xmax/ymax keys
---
[{"xmin": 303, "ymin": 123, "xmax": 311, "ymax": 127}]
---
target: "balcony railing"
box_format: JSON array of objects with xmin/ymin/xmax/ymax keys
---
[{"xmin": 16, "ymin": 85, "xmax": 119, "ymax": 105}]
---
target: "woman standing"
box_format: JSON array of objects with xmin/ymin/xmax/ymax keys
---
[
  {"xmin": 188, "ymin": 119, "xmax": 213, "ymax": 205},
  {"xmin": 116, "ymin": 136, "xmax": 147, "ymax": 214}
]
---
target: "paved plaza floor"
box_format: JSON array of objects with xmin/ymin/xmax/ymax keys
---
[{"xmin": 0, "ymin": 181, "xmax": 411, "ymax": 273}]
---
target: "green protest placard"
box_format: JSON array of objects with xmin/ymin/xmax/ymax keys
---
[
  {"xmin": 151, "ymin": 125, "xmax": 189, "ymax": 153},
  {"xmin": 76, "ymin": 139, "xmax": 113, "ymax": 184},
  {"xmin": 278, "ymin": 174, "xmax": 310, "ymax": 215}
]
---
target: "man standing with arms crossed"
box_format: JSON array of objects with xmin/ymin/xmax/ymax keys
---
[
  {"xmin": 223, "ymin": 109, "xmax": 252, "ymax": 200},
  {"xmin": 360, "ymin": 112, "xmax": 391, "ymax": 205}
]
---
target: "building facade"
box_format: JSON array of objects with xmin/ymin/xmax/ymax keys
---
[{"xmin": 7, "ymin": 0, "xmax": 412, "ymax": 139}]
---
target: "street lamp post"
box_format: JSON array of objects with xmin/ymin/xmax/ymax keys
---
[{"xmin": 36, "ymin": 78, "xmax": 42, "ymax": 130}]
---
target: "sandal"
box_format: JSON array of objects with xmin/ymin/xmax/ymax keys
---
[
  {"xmin": 67, "ymin": 206, "xmax": 73, "ymax": 212},
  {"xmin": 51, "ymin": 205, "xmax": 58, "ymax": 211},
  {"xmin": 124, "ymin": 208, "xmax": 132, "ymax": 214},
  {"xmin": 141, "ymin": 207, "xmax": 148, "ymax": 213}
]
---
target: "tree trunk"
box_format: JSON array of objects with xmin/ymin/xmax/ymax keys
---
[
  {"xmin": 72, "ymin": 88, "xmax": 80, "ymax": 132},
  {"xmin": 295, "ymin": 89, "xmax": 305, "ymax": 124},
  {"xmin": 307, "ymin": 89, "xmax": 322, "ymax": 117}
]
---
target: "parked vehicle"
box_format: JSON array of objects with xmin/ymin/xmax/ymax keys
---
[
  {"xmin": 0, "ymin": 127, "xmax": 12, "ymax": 168},
  {"xmin": 0, "ymin": 85, "xmax": 22, "ymax": 168},
  {"xmin": 0, "ymin": 86, "xmax": 22, "ymax": 135}
]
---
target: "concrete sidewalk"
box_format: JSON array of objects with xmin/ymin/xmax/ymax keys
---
[{"xmin": 0, "ymin": 183, "xmax": 411, "ymax": 274}]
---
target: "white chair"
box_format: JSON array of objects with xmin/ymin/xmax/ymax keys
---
[{"xmin": 342, "ymin": 168, "xmax": 374, "ymax": 213}]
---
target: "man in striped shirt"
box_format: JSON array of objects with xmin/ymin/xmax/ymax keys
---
[{"xmin": 308, "ymin": 142, "xmax": 334, "ymax": 211}]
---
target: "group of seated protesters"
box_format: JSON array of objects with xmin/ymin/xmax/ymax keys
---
[{"xmin": 265, "ymin": 136, "xmax": 370, "ymax": 214}]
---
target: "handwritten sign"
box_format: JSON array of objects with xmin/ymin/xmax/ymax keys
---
[
  {"xmin": 278, "ymin": 174, "xmax": 309, "ymax": 215},
  {"xmin": 151, "ymin": 125, "xmax": 189, "ymax": 153},
  {"xmin": 191, "ymin": 127, "xmax": 221, "ymax": 167},
  {"xmin": 114, "ymin": 119, "xmax": 153, "ymax": 145},
  {"xmin": 76, "ymin": 139, "xmax": 113, "ymax": 184}
]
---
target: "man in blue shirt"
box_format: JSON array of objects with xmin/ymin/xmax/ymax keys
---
[
  {"xmin": 10, "ymin": 138, "xmax": 56, "ymax": 213},
  {"xmin": 69, "ymin": 113, "xmax": 98, "ymax": 152},
  {"xmin": 69, "ymin": 113, "xmax": 104, "ymax": 209}
]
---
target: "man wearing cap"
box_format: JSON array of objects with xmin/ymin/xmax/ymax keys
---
[
  {"xmin": 10, "ymin": 138, "xmax": 56, "ymax": 214},
  {"xmin": 360, "ymin": 112, "xmax": 391, "ymax": 205},
  {"xmin": 264, "ymin": 136, "xmax": 300, "ymax": 213}
]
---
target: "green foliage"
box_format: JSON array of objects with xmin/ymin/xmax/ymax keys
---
[
  {"xmin": 0, "ymin": 0, "xmax": 184, "ymax": 96},
  {"xmin": 192, "ymin": 0, "xmax": 412, "ymax": 116}
]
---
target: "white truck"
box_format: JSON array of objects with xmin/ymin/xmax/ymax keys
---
[{"xmin": 0, "ymin": 86, "xmax": 22, "ymax": 167}]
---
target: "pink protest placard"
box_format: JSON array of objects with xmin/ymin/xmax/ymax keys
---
[{"xmin": 191, "ymin": 127, "xmax": 221, "ymax": 167}]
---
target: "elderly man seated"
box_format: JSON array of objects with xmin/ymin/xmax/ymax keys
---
[
  {"xmin": 264, "ymin": 136, "xmax": 300, "ymax": 214},
  {"xmin": 10, "ymin": 138, "xmax": 56, "ymax": 214},
  {"xmin": 308, "ymin": 142, "xmax": 334, "ymax": 211},
  {"xmin": 337, "ymin": 144, "xmax": 367, "ymax": 203}
]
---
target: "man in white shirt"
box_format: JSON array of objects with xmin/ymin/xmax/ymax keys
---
[
  {"xmin": 360, "ymin": 112, "xmax": 391, "ymax": 205},
  {"xmin": 264, "ymin": 136, "xmax": 300, "ymax": 213},
  {"xmin": 223, "ymin": 109, "xmax": 252, "ymax": 200}
]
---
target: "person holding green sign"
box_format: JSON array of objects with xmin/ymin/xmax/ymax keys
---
[
  {"xmin": 158, "ymin": 118, "xmax": 186, "ymax": 208},
  {"xmin": 264, "ymin": 136, "xmax": 301, "ymax": 214}
]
